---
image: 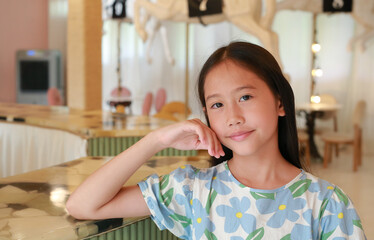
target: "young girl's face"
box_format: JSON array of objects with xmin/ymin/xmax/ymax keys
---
[{"xmin": 204, "ymin": 60, "xmax": 285, "ymax": 158}]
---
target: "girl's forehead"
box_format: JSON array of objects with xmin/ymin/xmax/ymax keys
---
[{"xmin": 204, "ymin": 60, "xmax": 265, "ymax": 92}]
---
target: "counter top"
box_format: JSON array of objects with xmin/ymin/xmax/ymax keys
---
[
  {"xmin": 0, "ymin": 103, "xmax": 174, "ymax": 138},
  {"xmin": 0, "ymin": 155, "xmax": 211, "ymax": 239}
]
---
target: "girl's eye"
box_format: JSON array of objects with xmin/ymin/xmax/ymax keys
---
[
  {"xmin": 240, "ymin": 95, "xmax": 251, "ymax": 102},
  {"xmin": 211, "ymin": 102, "xmax": 223, "ymax": 109}
]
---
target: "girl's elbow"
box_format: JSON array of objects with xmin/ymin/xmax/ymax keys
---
[{"xmin": 66, "ymin": 197, "xmax": 91, "ymax": 220}]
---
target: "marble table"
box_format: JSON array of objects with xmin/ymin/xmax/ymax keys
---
[
  {"xmin": 0, "ymin": 155, "xmax": 211, "ymax": 240},
  {"xmin": 0, "ymin": 102, "xmax": 174, "ymax": 138}
]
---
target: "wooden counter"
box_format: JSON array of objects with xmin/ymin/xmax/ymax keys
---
[{"xmin": 0, "ymin": 155, "xmax": 211, "ymax": 239}]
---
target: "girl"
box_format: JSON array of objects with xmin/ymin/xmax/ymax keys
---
[{"xmin": 67, "ymin": 42, "xmax": 366, "ymax": 239}]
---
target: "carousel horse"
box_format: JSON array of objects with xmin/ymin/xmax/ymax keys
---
[
  {"xmin": 132, "ymin": 0, "xmax": 283, "ymax": 69},
  {"xmin": 276, "ymin": 0, "xmax": 374, "ymax": 52},
  {"xmin": 102, "ymin": 0, "xmax": 176, "ymax": 64}
]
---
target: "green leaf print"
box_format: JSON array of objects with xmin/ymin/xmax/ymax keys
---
[
  {"xmin": 321, "ymin": 230, "xmax": 335, "ymax": 240},
  {"xmin": 280, "ymin": 233, "xmax": 291, "ymax": 240},
  {"xmin": 205, "ymin": 190, "xmax": 218, "ymax": 214},
  {"xmin": 204, "ymin": 229, "xmax": 218, "ymax": 240},
  {"xmin": 250, "ymin": 191, "xmax": 275, "ymax": 200},
  {"xmin": 161, "ymin": 188, "xmax": 174, "ymax": 207},
  {"xmin": 319, "ymin": 198, "xmax": 329, "ymax": 220},
  {"xmin": 353, "ymin": 219, "xmax": 363, "ymax": 230},
  {"xmin": 170, "ymin": 213, "xmax": 192, "ymax": 228},
  {"xmin": 246, "ymin": 227, "xmax": 264, "ymax": 240},
  {"xmin": 160, "ymin": 174, "xmax": 170, "ymax": 190},
  {"xmin": 288, "ymin": 179, "xmax": 312, "ymax": 198},
  {"xmin": 334, "ymin": 187, "xmax": 349, "ymax": 206}
]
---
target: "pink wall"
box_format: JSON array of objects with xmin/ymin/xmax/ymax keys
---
[{"xmin": 0, "ymin": 0, "xmax": 48, "ymax": 103}]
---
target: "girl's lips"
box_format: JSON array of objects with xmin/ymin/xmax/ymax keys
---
[{"xmin": 228, "ymin": 131, "xmax": 253, "ymax": 141}]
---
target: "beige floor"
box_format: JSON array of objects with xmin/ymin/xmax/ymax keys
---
[{"xmin": 310, "ymin": 145, "xmax": 374, "ymax": 239}]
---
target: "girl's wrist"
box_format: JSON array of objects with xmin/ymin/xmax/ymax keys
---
[{"xmin": 143, "ymin": 130, "xmax": 167, "ymax": 154}]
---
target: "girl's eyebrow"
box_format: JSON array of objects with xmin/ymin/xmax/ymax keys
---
[{"xmin": 205, "ymin": 85, "xmax": 256, "ymax": 102}]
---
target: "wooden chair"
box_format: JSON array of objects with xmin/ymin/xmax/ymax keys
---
[
  {"xmin": 316, "ymin": 94, "xmax": 339, "ymax": 133},
  {"xmin": 298, "ymin": 131, "xmax": 310, "ymax": 168},
  {"xmin": 321, "ymin": 100, "xmax": 366, "ymax": 171},
  {"xmin": 314, "ymin": 94, "xmax": 340, "ymax": 157}
]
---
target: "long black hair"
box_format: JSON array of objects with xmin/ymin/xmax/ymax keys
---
[{"xmin": 197, "ymin": 41, "xmax": 305, "ymax": 170}]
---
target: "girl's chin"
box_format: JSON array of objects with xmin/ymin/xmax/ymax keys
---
[{"xmin": 229, "ymin": 147, "xmax": 256, "ymax": 158}]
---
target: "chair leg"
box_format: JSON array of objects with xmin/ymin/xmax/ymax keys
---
[
  {"xmin": 333, "ymin": 117, "xmax": 339, "ymax": 157},
  {"xmin": 323, "ymin": 142, "xmax": 331, "ymax": 168},
  {"xmin": 353, "ymin": 145, "xmax": 359, "ymax": 172},
  {"xmin": 305, "ymin": 141, "xmax": 310, "ymax": 168},
  {"xmin": 358, "ymin": 136, "xmax": 362, "ymax": 166},
  {"xmin": 334, "ymin": 144, "xmax": 339, "ymax": 157}
]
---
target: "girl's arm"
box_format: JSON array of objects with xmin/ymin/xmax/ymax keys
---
[{"xmin": 66, "ymin": 119, "xmax": 224, "ymax": 220}]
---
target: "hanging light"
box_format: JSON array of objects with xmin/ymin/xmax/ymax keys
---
[
  {"xmin": 311, "ymin": 43, "xmax": 321, "ymax": 53},
  {"xmin": 310, "ymin": 95, "xmax": 321, "ymax": 104},
  {"xmin": 311, "ymin": 67, "xmax": 323, "ymax": 77}
]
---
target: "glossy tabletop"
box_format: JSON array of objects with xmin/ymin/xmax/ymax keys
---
[
  {"xmin": 296, "ymin": 103, "xmax": 342, "ymax": 112},
  {"xmin": 0, "ymin": 155, "xmax": 211, "ymax": 240},
  {"xmin": 0, "ymin": 103, "xmax": 174, "ymax": 138}
]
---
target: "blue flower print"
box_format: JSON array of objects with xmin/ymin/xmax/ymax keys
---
[
  {"xmin": 321, "ymin": 198, "xmax": 360, "ymax": 236},
  {"xmin": 146, "ymin": 196, "xmax": 175, "ymax": 230},
  {"xmin": 309, "ymin": 178, "xmax": 335, "ymax": 201},
  {"xmin": 175, "ymin": 187, "xmax": 193, "ymax": 217},
  {"xmin": 256, "ymin": 189, "xmax": 306, "ymax": 228},
  {"xmin": 174, "ymin": 193, "xmax": 193, "ymax": 237},
  {"xmin": 216, "ymin": 197, "xmax": 256, "ymax": 234},
  {"xmin": 291, "ymin": 210, "xmax": 319, "ymax": 240},
  {"xmin": 139, "ymin": 174, "xmax": 160, "ymax": 190},
  {"xmin": 230, "ymin": 237, "xmax": 245, "ymax": 240},
  {"xmin": 173, "ymin": 165, "xmax": 197, "ymax": 183},
  {"xmin": 197, "ymin": 168, "xmax": 233, "ymax": 195},
  {"xmin": 192, "ymin": 198, "xmax": 215, "ymax": 239}
]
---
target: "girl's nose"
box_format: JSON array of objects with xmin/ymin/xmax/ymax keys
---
[
  {"xmin": 227, "ymin": 106, "xmax": 244, "ymax": 126},
  {"xmin": 228, "ymin": 118, "xmax": 243, "ymax": 126}
]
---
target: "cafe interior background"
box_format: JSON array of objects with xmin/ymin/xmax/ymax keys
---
[{"xmin": 0, "ymin": 0, "xmax": 374, "ymax": 238}]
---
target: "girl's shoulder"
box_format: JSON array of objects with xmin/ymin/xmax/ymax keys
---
[{"xmin": 303, "ymin": 171, "xmax": 347, "ymax": 201}]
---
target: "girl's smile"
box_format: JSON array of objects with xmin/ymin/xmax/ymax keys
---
[{"xmin": 227, "ymin": 130, "xmax": 254, "ymax": 142}]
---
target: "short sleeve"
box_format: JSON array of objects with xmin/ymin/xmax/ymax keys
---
[
  {"xmin": 137, "ymin": 164, "xmax": 197, "ymax": 239},
  {"xmin": 319, "ymin": 186, "xmax": 366, "ymax": 239}
]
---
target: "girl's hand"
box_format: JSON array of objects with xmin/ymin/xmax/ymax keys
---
[{"xmin": 154, "ymin": 118, "xmax": 225, "ymax": 158}]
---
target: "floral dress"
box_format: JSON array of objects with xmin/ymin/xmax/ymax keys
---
[{"xmin": 138, "ymin": 161, "xmax": 366, "ymax": 240}]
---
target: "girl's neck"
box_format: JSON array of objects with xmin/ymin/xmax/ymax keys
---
[{"xmin": 227, "ymin": 152, "xmax": 300, "ymax": 190}]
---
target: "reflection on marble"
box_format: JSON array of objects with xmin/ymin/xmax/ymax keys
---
[
  {"xmin": 0, "ymin": 156, "xmax": 211, "ymax": 239},
  {"xmin": 0, "ymin": 103, "xmax": 174, "ymax": 138}
]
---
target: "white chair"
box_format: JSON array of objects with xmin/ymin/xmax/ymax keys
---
[{"xmin": 321, "ymin": 100, "xmax": 366, "ymax": 171}]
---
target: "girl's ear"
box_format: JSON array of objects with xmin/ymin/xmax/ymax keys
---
[
  {"xmin": 278, "ymin": 100, "xmax": 286, "ymax": 116},
  {"xmin": 203, "ymin": 107, "xmax": 206, "ymax": 113}
]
